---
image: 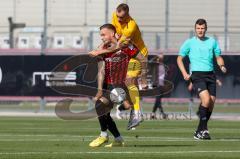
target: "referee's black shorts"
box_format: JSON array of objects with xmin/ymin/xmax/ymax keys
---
[{"xmin": 190, "ymin": 71, "xmax": 216, "ymax": 96}]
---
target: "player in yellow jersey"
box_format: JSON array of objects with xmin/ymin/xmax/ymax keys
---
[
  {"xmin": 89, "ymin": 3, "xmax": 148, "ymax": 130},
  {"xmin": 112, "ymin": 3, "xmax": 148, "ymax": 130}
]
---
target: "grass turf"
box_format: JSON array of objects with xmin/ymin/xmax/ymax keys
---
[{"xmin": 0, "ymin": 117, "xmax": 240, "ymax": 159}]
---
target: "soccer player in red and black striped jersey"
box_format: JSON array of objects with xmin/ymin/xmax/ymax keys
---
[
  {"xmin": 89, "ymin": 24, "xmax": 140, "ymax": 147},
  {"xmin": 102, "ymin": 45, "xmax": 138, "ymax": 86}
]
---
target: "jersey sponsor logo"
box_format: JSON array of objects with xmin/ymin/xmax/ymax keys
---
[{"xmin": 105, "ymin": 57, "xmax": 121, "ymax": 62}]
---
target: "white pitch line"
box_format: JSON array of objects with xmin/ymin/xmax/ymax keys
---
[
  {"xmin": 0, "ymin": 139, "xmax": 196, "ymax": 142},
  {"xmin": 0, "ymin": 138, "xmax": 240, "ymax": 142},
  {"xmin": 0, "ymin": 134, "xmax": 240, "ymax": 142},
  {"xmin": 0, "ymin": 134, "xmax": 192, "ymax": 139},
  {"xmin": 0, "ymin": 139, "xmax": 81, "ymax": 142},
  {"xmin": 1, "ymin": 151, "xmax": 240, "ymax": 155}
]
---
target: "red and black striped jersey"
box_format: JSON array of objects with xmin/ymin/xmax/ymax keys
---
[{"xmin": 103, "ymin": 45, "xmax": 138, "ymax": 85}]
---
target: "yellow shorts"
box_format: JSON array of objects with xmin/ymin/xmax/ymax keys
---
[{"xmin": 127, "ymin": 58, "xmax": 141, "ymax": 78}]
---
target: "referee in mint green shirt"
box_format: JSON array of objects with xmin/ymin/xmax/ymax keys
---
[{"xmin": 177, "ymin": 19, "xmax": 227, "ymax": 140}]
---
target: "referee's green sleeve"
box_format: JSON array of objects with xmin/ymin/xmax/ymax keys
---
[
  {"xmin": 213, "ymin": 39, "xmax": 221, "ymax": 57},
  {"xmin": 179, "ymin": 39, "xmax": 190, "ymax": 57}
]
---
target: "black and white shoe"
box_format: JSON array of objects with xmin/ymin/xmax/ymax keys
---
[
  {"xmin": 194, "ymin": 130, "xmax": 211, "ymax": 140},
  {"xmin": 127, "ymin": 110, "xmax": 143, "ymax": 130},
  {"xmin": 201, "ymin": 130, "xmax": 211, "ymax": 140},
  {"xmin": 194, "ymin": 131, "xmax": 203, "ymax": 140}
]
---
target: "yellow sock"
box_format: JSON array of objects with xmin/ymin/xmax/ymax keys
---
[{"xmin": 127, "ymin": 84, "xmax": 140, "ymax": 111}]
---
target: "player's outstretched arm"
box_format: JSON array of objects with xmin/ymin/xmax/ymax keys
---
[{"xmin": 89, "ymin": 41, "xmax": 121, "ymax": 57}]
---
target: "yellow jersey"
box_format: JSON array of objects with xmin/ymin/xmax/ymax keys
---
[{"xmin": 112, "ymin": 12, "xmax": 148, "ymax": 57}]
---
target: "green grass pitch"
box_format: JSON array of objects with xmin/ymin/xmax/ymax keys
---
[{"xmin": 0, "ymin": 117, "xmax": 240, "ymax": 159}]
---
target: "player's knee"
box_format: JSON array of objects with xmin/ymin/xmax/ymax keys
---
[
  {"xmin": 95, "ymin": 100, "xmax": 104, "ymax": 109},
  {"xmin": 201, "ymin": 97, "xmax": 211, "ymax": 107},
  {"xmin": 210, "ymin": 96, "xmax": 216, "ymax": 103},
  {"xmin": 95, "ymin": 99, "xmax": 111, "ymax": 116},
  {"xmin": 209, "ymin": 97, "xmax": 216, "ymax": 108},
  {"xmin": 123, "ymin": 100, "xmax": 132, "ymax": 110}
]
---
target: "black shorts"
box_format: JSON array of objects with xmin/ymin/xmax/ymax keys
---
[{"xmin": 190, "ymin": 71, "xmax": 216, "ymax": 96}]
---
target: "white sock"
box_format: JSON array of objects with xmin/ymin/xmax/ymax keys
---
[
  {"xmin": 115, "ymin": 136, "xmax": 123, "ymax": 141},
  {"xmin": 100, "ymin": 131, "xmax": 108, "ymax": 137}
]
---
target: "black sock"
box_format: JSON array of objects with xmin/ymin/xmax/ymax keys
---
[
  {"xmin": 98, "ymin": 115, "xmax": 108, "ymax": 131},
  {"xmin": 152, "ymin": 105, "xmax": 158, "ymax": 113},
  {"xmin": 196, "ymin": 104, "xmax": 201, "ymax": 117},
  {"xmin": 206, "ymin": 110, "xmax": 212, "ymax": 130},
  {"xmin": 197, "ymin": 105, "xmax": 208, "ymax": 132},
  {"xmin": 153, "ymin": 96, "xmax": 161, "ymax": 113},
  {"xmin": 159, "ymin": 105, "xmax": 164, "ymax": 113},
  {"xmin": 118, "ymin": 104, "xmax": 126, "ymax": 111},
  {"xmin": 105, "ymin": 113, "xmax": 120, "ymax": 138},
  {"xmin": 207, "ymin": 110, "xmax": 212, "ymax": 121}
]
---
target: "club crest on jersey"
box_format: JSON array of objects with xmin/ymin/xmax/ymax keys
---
[{"xmin": 105, "ymin": 57, "xmax": 121, "ymax": 62}]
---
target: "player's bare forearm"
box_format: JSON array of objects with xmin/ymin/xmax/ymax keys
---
[
  {"xmin": 94, "ymin": 61, "xmax": 105, "ymax": 101},
  {"xmin": 89, "ymin": 41, "xmax": 121, "ymax": 57},
  {"xmin": 177, "ymin": 55, "xmax": 190, "ymax": 80},
  {"xmin": 216, "ymin": 56, "xmax": 225, "ymax": 66},
  {"xmin": 97, "ymin": 42, "xmax": 105, "ymax": 49},
  {"xmin": 95, "ymin": 40, "xmax": 130, "ymax": 55},
  {"xmin": 97, "ymin": 61, "xmax": 105, "ymax": 91},
  {"xmin": 99, "ymin": 48, "xmax": 120, "ymax": 55},
  {"xmin": 89, "ymin": 49, "xmax": 116, "ymax": 57},
  {"xmin": 177, "ymin": 56, "xmax": 187, "ymax": 75},
  {"xmin": 216, "ymin": 56, "xmax": 227, "ymax": 73}
]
